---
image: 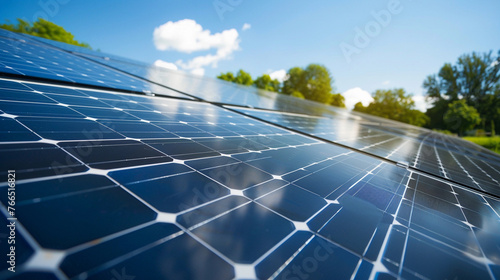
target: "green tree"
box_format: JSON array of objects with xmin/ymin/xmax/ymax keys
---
[
  {"xmin": 405, "ymin": 109, "xmax": 431, "ymax": 127},
  {"xmin": 218, "ymin": 70, "xmax": 253, "ymax": 86},
  {"xmin": 444, "ymin": 99, "xmax": 481, "ymax": 135},
  {"xmin": 282, "ymin": 64, "xmax": 334, "ymax": 104},
  {"xmin": 1, "ymin": 18, "xmax": 91, "ymax": 48},
  {"xmin": 423, "ymin": 50, "xmax": 500, "ymax": 131},
  {"xmin": 215, "ymin": 65, "xmax": 346, "ymax": 109},
  {"xmin": 282, "ymin": 67, "xmax": 304, "ymax": 95},
  {"xmin": 329, "ymin": 93, "xmax": 346, "ymax": 108},
  {"xmin": 353, "ymin": 102, "xmax": 366, "ymax": 112},
  {"xmin": 254, "ymin": 74, "xmax": 280, "ymax": 92},
  {"xmin": 353, "ymin": 88, "xmax": 429, "ymax": 126},
  {"xmin": 234, "ymin": 69, "xmax": 253, "ymax": 86},
  {"xmin": 217, "ymin": 71, "xmax": 235, "ymax": 82},
  {"xmin": 291, "ymin": 91, "xmax": 305, "ymax": 99}
]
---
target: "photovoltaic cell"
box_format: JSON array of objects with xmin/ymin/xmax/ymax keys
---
[{"xmin": 0, "ymin": 28, "xmax": 499, "ymax": 280}]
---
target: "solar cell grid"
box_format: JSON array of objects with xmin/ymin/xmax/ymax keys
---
[
  {"xmin": 0, "ymin": 28, "xmax": 500, "ymax": 280},
  {"xmin": 17, "ymin": 32, "xmax": 147, "ymax": 66},
  {"xmin": 234, "ymin": 107, "xmax": 500, "ymax": 198},
  {"xmin": 0, "ymin": 37, "xmax": 189, "ymax": 99}
]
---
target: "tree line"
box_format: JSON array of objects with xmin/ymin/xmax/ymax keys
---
[
  {"xmin": 219, "ymin": 51, "xmax": 500, "ymax": 136},
  {"xmin": 1, "ymin": 18, "xmax": 91, "ymax": 49},
  {"xmin": 218, "ymin": 65, "xmax": 346, "ymax": 108},
  {"xmin": 423, "ymin": 51, "xmax": 499, "ymax": 136}
]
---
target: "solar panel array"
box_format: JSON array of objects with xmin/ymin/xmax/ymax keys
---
[{"xmin": 0, "ymin": 29, "xmax": 499, "ymax": 280}]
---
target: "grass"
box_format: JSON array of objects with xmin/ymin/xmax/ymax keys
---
[{"xmin": 463, "ymin": 136, "xmax": 500, "ymax": 154}]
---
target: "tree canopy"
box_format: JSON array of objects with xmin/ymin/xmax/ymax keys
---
[
  {"xmin": 444, "ymin": 100, "xmax": 482, "ymax": 136},
  {"xmin": 1, "ymin": 18, "xmax": 91, "ymax": 49},
  {"xmin": 217, "ymin": 71, "xmax": 235, "ymax": 82},
  {"xmin": 282, "ymin": 64, "xmax": 334, "ymax": 104},
  {"xmin": 217, "ymin": 64, "xmax": 345, "ymax": 107},
  {"xmin": 353, "ymin": 88, "xmax": 429, "ymax": 127},
  {"xmin": 254, "ymin": 74, "xmax": 280, "ymax": 92},
  {"xmin": 424, "ymin": 50, "xmax": 500, "ymax": 133},
  {"xmin": 234, "ymin": 69, "xmax": 253, "ymax": 86},
  {"xmin": 217, "ymin": 69, "xmax": 253, "ymax": 86},
  {"xmin": 214, "ymin": 51, "xmax": 500, "ymax": 134},
  {"xmin": 329, "ymin": 93, "xmax": 345, "ymax": 108}
]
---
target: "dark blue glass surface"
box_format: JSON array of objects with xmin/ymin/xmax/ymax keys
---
[
  {"xmin": 0, "ymin": 214, "xmax": 33, "ymax": 272},
  {"xmin": 60, "ymin": 223, "xmax": 181, "ymax": 278},
  {"xmin": 0, "ymin": 143, "xmax": 88, "ymax": 182},
  {"xmin": 177, "ymin": 195, "xmax": 250, "ymax": 228},
  {"xmin": 109, "ymin": 162, "xmax": 192, "ymax": 184},
  {"xmin": 243, "ymin": 179, "xmax": 290, "ymax": 199},
  {"xmin": 275, "ymin": 236, "xmax": 360, "ymax": 279},
  {"xmin": 0, "ymin": 117, "xmax": 40, "ymax": 142},
  {"xmin": 59, "ymin": 139, "xmax": 171, "ymax": 169},
  {"xmin": 85, "ymin": 233, "xmax": 235, "ymax": 280},
  {"xmin": 255, "ymin": 231, "xmax": 313, "ymax": 279},
  {"xmin": 144, "ymin": 138, "xmax": 220, "ymax": 159},
  {"xmin": 5, "ymin": 272, "xmax": 59, "ymax": 280},
  {"xmin": 200, "ymin": 162, "xmax": 274, "ymax": 190},
  {"xmin": 192, "ymin": 202, "xmax": 295, "ymax": 263},
  {"xmin": 18, "ymin": 117, "xmax": 125, "ymax": 140},
  {"xmin": 12, "ymin": 175, "xmax": 156, "ymax": 249},
  {"xmin": 120, "ymin": 171, "xmax": 229, "ymax": 213},
  {"xmin": 257, "ymin": 184, "xmax": 327, "ymax": 221}
]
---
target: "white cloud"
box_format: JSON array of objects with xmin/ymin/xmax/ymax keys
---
[
  {"xmin": 342, "ymin": 87, "xmax": 373, "ymax": 110},
  {"xmin": 153, "ymin": 59, "xmax": 178, "ymax": 71},
  {"xmin": 153, "ymin": 19, "xmax": 239, "ymax": 53},
  {"xmin": 153, "ymin": 19, "xmax": 240, "ymax": 74},
  {"xmin": 382, "ymin": 80, "xmax": 390, "ymax": 85},
  {"xmin": 242, "ymin": 23, "xmax": 251, "ymax": 31},
  {"xmin": 412, "ymin": 94, "xmax": 430, "ymax": 112},
  {"xmin": 269, "ymin": 69, "xmax": 287, "ymax": 83},
  {"xmin": 190, "ymin": 68, "xmax": 205, "ymax": 76}
]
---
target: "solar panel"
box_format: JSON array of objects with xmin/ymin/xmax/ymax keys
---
[
  {"xmin": 0, "ymin": 28, "xmax": 499, "ymax": 280},
  {"xmin": 0, "ymin": 35, "xmax": 189, "ymax": 99},
  {"xmin": 21, "ymin": 34, "xmax": 332, "ymax": 111},
  {"xmin": 233, "ymin": 107, "xmax": 500, "ymax": 197}
]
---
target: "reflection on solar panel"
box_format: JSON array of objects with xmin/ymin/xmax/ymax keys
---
[
  {"xmin": 0, "ymin": 29, "xmax": 499, "ymax": 280},
  {"xmin": 0, "ymin": 35, "xmax": 188, "ymax": 99}
]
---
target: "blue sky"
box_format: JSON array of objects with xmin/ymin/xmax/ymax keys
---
[{"xmin": 1, "ymin": 0, "xmax": 499, "ymax": 110}]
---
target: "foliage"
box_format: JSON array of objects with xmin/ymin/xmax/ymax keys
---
[
  {"xmin": 329, "ymin": 93, "xmax": 346, "ymax": 108},
  {"xmin": 290, "ymin": 91, "xmax": 305, "ymax": 99},
  {"xmin": 432, "ymin": 129, "xmax": 454, "ymax": 135},
  {"xmin": 353, "ymin": 102, "xmax": 366, "ymax": 112},
  {"xmin": 423, "ymin": 50, "xmax": 500, "ymax": 132},
  {"xmin": 1, "ymin": 18, "xmax": 91, "ymax": 48},
  {"xmin": 216, "ymin": 64, "xmax": 344, "ymax": 108},
  {"xmin": 234, "ymin": 69, "xmax": 253, "ymax": 86},
  {"xmin": 282, "ymin": 64, "xmax": 334, "ymax": 104},
  {"xmin": 217, "ymin": 71, "xmax": 235, "ymax": 82},
  {"xmin": 444, "ymin": 99, "xmax": 481, "ymax": 135},
  {"xmin": 463, "ymin": 136, "xmax": 500, "ymax": 154},
  {"xmin": 282, "ymin": 67, "xmax": 304, "ymax": 95},
  {"xmin": 217, "ymin": 69, "xmax": 253, "ymax": 86},
  {"xmin": 353, "ymin": 88, "xmax": 429, "ymax": 126},
  {"xmin": 254, "ymin": 74, "xmax": 280, "ymax": 92},
  {"xmin": 405, "ymin": 109, "xmax": 430, "ymax": 127}
]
